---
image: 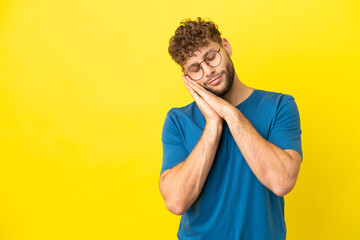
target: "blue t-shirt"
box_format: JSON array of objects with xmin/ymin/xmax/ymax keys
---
[{"xmin": 161, "ymin": 88, "xmax": 303, "ymax": 240}]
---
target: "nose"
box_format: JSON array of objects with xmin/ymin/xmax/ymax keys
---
[{"xmin": 201, "ymin": 62, "xmax": 215, "ymax": 78}]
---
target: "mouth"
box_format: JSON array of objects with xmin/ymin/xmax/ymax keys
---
[{"xmin": 208, "ymin": 74, "xmax": 223, "ymax": 86}]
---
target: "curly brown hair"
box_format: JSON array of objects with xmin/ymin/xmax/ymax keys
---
[{"xmin": 168, "ymin": 17, "xmax": 222, "ymax": 66}]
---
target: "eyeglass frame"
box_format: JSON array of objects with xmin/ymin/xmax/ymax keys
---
[{"xmin": 182, "ymin": 45, "xmax": 222, "ymax": 81}]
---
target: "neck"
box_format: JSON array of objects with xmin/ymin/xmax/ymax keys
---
[{"xmin": 223, "ymin": 72, "xmax": 254, "ymax": 106}]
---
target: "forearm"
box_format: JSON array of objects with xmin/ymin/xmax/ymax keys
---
[
  {"xmin": 159, "ymin": 121, "xmax": 223, "ymax": 215},
  {"xmin": 225, "ymin": 109, "xmax": 298, "ymax": 196}
]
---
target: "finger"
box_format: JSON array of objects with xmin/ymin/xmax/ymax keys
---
[
  {"xmin": 188, "ymin": 81, "xmax": 215, "ymax": 102},
  {"xmin": 182, "ymin": 76, "xmax": 204, "ymax": 101},
  {"xmin": 182, "ymin": 75, "xmax": 220, "ymax": 110},
  {"xmin": 185, "ymin": 82, "xmax": 215, "ymax": 114},
  {"xmin": 182, "ymin": 75, "xmax": 192, "ymax": 85},
  {"xmin": 185, "ymin": 83, "xmax": 204, "ymax": 103},
  {"xmin": 188, "ymin": 80, "xmax": 207, "ymax": 94},
  {"xmin": 189, "ymin": 81, "xmax": 231, "ymax": 116}
]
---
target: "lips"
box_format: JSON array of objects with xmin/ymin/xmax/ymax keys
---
[{"xmin": 208, "ymin": 74, "xmax": 222, "ymax": 85}]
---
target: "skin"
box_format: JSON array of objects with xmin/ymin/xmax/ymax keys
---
[{"xmin": 159, "ymin": 38, "xmax": 302, "ymax": 215}]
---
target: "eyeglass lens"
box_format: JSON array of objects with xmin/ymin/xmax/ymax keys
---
[{"xmin": 187, "ymin": 51, "xmax": 221, "ymax": 81}]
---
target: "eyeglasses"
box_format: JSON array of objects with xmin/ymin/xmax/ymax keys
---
[{"xmin": 183, "ymin": 46, "xmax": 222, "ymax": 81}]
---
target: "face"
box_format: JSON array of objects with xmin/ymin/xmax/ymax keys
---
[{"xmin": 182, "ymin": 40, "xmax": 235, "ymax": 97}]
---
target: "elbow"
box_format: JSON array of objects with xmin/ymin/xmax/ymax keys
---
[
  {"xmin": 273, "ymin": 149, "xmax": 302, "ymax": 197},
  {"xmin": 273, "ymin": 186, "xmax": 291, "ymax": 197},
  {"xmin": 272, "ymin": 177, "xmax": 297, "ymax": 197},
  {"xmin": 159, "ymin": 181, "xmax": 187, "ymax": 215},
  {"xmin": 164, "ymin": 199, "xmax": 186, "ymax": 215},
  {"xmin": 159, "ymin": 171, "xmax": 188, "ymax": 215}
]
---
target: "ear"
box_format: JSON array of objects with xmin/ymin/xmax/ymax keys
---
[{"xmin": 221, "ymin": 38, "xmax": 232, "ymax": 57}]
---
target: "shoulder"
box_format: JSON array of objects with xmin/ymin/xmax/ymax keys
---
[
  {"xmin": 163, "ymin": 101, "xmax": 205, "ymax": 135},
  {"xmin": 254, "ymin": 89, "xmax": 300, "ymax": 127},
  {"xmin": 165, "ymin": 101, "xmax": 198, "ymax": 120},
  {"xmin": 162, "ymin": 101, "xmax": 200, "ymax": 139},
  {"xmin": 255, "ymin": 88, "xmax": 295, "ymax": 102},
  {"xmin": 253, "ymin": 88, "xmax": 296, "ymax": 110}
]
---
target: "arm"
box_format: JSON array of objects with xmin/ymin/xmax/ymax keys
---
[
  {"xmin": 159, "ymin": 121, "xmax": 222, "ymax": 215},
  {"xmin": 224, "ymin": 109, "xmax": 302, "ymax": 197},
  {"xmin": 183, "ymin": 80, "xmax": 302, "ymax": 197}
]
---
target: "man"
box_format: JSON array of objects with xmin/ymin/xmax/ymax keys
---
[{"xmin": 159, "ymin": 17, "xmax": 303, "ymax": 240}]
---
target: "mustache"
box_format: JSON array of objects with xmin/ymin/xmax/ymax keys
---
[{"xmin": 206, "ymin": 70, "xmax": 226, "ymax": 83}]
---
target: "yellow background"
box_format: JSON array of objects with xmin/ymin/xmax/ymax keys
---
[{"xmin": 1, "ymin": 0, "xmax": 359, "ymax": 239}]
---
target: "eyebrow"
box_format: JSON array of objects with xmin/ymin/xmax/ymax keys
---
[{"xmin": 186, "ymin": 48, "xmax": 217, "ymax": 70}]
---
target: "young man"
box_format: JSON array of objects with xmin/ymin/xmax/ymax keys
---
[{"xmin": 159, "ymin": 17, "xmax": 303, "ymax": 240}]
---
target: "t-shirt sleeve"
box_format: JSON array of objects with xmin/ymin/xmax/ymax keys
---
[
  {"xmin": 268, "ymin": 94, "xmax": 303, "ymax": 160},
  {"xmin": 160, "ymin": 109, "xmax": 189, "ymax": 175}
]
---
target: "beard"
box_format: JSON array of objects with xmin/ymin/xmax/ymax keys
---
[{"xmin": 204, "ymin": 57, "xmax": 235, "ymax": 97}]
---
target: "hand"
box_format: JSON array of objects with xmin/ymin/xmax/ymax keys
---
[
  {"xmin": 182, "ymin": 75, "xmax": 222, "ymax": 125},
  {"xmin": 184, "ymin": 77, "xmax": 235, "ymax": 121}
]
